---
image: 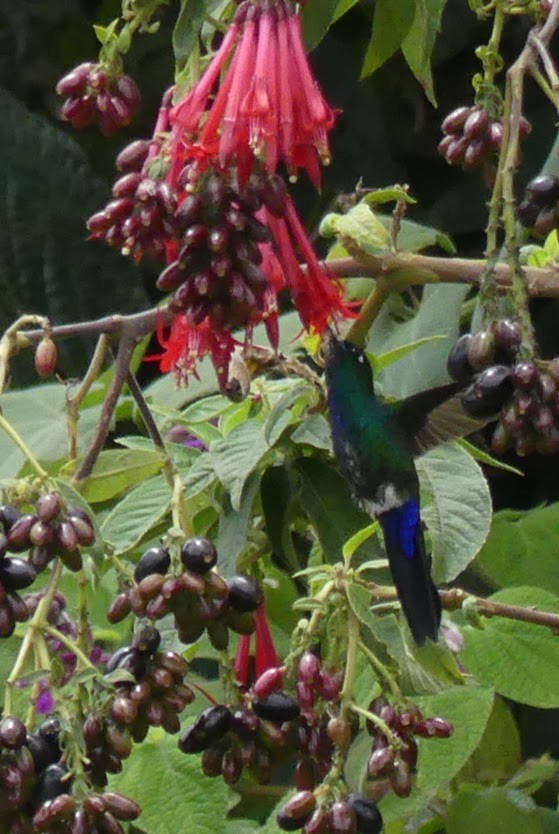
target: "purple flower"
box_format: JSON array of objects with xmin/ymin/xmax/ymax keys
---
[{"xmin": 34, "ymin": 680, "xmax": 55, "ymax": 715}]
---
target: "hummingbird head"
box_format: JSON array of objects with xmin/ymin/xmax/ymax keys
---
[{"xmin": 321, "ymin": 330, "xmax": 373, "ymax": 376}]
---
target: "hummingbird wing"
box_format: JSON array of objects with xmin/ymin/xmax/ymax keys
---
[{"xmin": 394, "ymin": 385, "xmax": 491, "ymax": 456}]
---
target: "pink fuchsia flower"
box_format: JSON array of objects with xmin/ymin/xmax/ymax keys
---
[
  {"xmin": 147, "ymin": 314, "xmax": 241, "ymax": 389},
  {"xmin": 233, "ymin": 604, "xmax": 279, "ymax": 688},
  {"xmin": 168, "ymin": 0, "xmax": 337, "ymax": 187},
  {"xmin": 259, "ymin": 191, "xmax": 355, "ymax": 334}
]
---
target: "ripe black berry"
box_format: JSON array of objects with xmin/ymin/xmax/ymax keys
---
[
  {"xmin": 447, "ymin": 334, "xmax": 474, "ymax": 382},
  {"xmin": 180, "ymin": 537, "xmax": 217, "ymax": 574},
  {"xmin": 134, "ymin": 546, "xmax": 171, "ymax": 582},
  {"xmin": 461, "ymin": 365, "xmax": 513, "ymax": 417},
  {"xmin": 253, "ymin": 693, "xmax": 300, "ymax": 723},
  {"xmin": 0, "ymin": 558, "xmax": 36, "ymax": 591},
  {"xmin": 227, "ymin": 575, "xmax": 263, "ymax": 612},
  {"xmin": 0, "ymin": 505, "xmax": 22, "ymax": 533},
  {"xmin": 346, "ymin": 794, "xmax": 383, "ymax": 834},
  {"xmin": 0, "ymin": 717, "xmax": 26, "ymax": 749},
  {"xmin": 178, "ymin": 706, "xmax": 233, "ymax": 753},
  {"xmin": 34, "ymin": 763, "xmax": 69, "ymax": 806}
]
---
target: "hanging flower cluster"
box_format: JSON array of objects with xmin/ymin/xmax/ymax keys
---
[
  {"xmin": 168, "ymin": 0, "xmax": 336, "ymax": 188},
  {"xmin": 86, "ymin": 0, "xmax": 351, "ymax": 388}
]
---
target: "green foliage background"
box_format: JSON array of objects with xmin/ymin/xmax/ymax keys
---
[{"xmin": 1, "ymin": 1, "xmax": 559, "ymax": 833}]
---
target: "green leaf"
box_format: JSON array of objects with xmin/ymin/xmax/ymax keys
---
[
  {"xmin": 320, "ymin": 203, "xmax": 392, "ymax": 256},
  {"xmin": 333, "ymin": 0, "xmax": 361, "ymax": 23},
  {"xmin": 361, "ymin": 0, "xmax": 415, "ymax": 77},
  {"xmin": 101, "ymin": 476, "xmax": 172, "ymax": 555},
  {"xmin": 538, "ymin": 808, "xmax": 559, "ymax": 834},
  {"xmin": 379, "ymin": 687, "xmax": 494, "ymax": 822},
  {"xmin": 302, "ymin": 0, "xmax": 341, "ymax": 50},
  {"xmin": 376, "ymin": 213, "xmax": 455, "ymax": 254},
  {"xmin": 417, "ymin": 443, "xmax": 492, "ymax": 583},
  {"xmin": 459, "ymin": 696, "xmax": 521, "ymax": 784},
  {"xmin": 291, "ymin": 413, "xmax": 332, "ymax": 451},
  {"xmin": 72, "ymin": 449, "xmax": 165, "ymax": 503},
  {"xmin": 215, "ymin": 472, "xmax": 260, "ymax": 577},
  {"xmin": 461, "ymin": 586, "xmax": 559, "ymax": 708},
  {"xmin": 172, "ymin": 0, "xmax": 206, "ymax": 71},
  {"xmin": 0, "ymin": 384, "xmax": 101, "ymax": 479},
  {"xmin": 372, "ymin": 335, "xmax": 448, "ymax": 374},
  {"xmin": 264, "ymin": 382, "xmax": 311, "ymax": 444},
  {"xmin": 294, "ymin": 458, "xmax": 383, "ymax": 564},
  {"xmin": 368, "ymin": 284, "xmax": 469, "ymax": 399},
  {"xmin": 261, "ymin": 465, "xmax": 301, "ymax": 576},
  {"xmin": 402, "ymin": 0, "xmax": 448, "ymax": 106},
  {"xmin": 109, "ymin": 728, "xmax": 232, "ymax": 834},
  {"xmin": 475, "ymin": 504, "xmax": 559, "ymax": 595},
  {"xmin": 457, "ymin": 438, "xmax": 523, "ymax": 476},
  {"xmin": 180, "ymin": 454, "xmax": 217, "ymax": 498},
  {"xmin": 445, "ymin": 786, "xmax": 541, "ymax": 834},
  {"xmin": 210, "ymin": 419, "xmax": 271, "ymax": 510},
  {"xmin": 342, "ymin": 523, "xmax": 379, "ymax": 563}
]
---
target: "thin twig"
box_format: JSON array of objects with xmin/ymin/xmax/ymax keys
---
[
  {"xmin": 67, "ymin": 333, "xmax": 110, "ymax": 460},
  {"xmin": 373, "ymin": 584, "xmax": 559, "ymax": 632},
  {"xmin": 125, "ymin": 368, "xmax": 166, "ymax": 450},
  {"xmin": 71, "ymin": 335, "xmax": 135, "ymax": 485}
]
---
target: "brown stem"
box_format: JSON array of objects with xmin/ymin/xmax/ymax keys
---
[
  {"xmin": 373, "ymin": 584, "xmax": 559, "ymax": 632},
  {"xmin": 67, "ymin": 334, "xmax": 110, "ymax": 460},
  {"xmin": 71, "ymin": 335, "xmax": 135, "ymax": 485},
  {"xmin": 125, "ymin": 368, "xmax": 166, "ymax": 450}
]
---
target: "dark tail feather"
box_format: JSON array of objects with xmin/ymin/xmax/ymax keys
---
[{"xmin": 379, "ymin": 500, "xmax": 441, "ymax": 646}]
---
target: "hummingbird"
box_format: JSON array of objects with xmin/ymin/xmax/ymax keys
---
[{"xmin": 322, "ymin": 332, "xmax": 483, "ymax": 646}]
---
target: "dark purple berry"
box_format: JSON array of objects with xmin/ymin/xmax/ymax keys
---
[
  {"xmin": 525, "ymin": 174, "xmax": 559, "ymax": 206},
  {"xmin": 0, "ymin": 558, "xmax": 36, "ymax": 591},
  {"xmin": 180, "ymin": 537, "xmax": 217, "ymax": 574},
  {"xmin": 346, "ymin": 794, "xmax": 383, "ymax": 834},
  {"xmin": 0, "ymin": 717, "xmax": 27, "ymax": 749},
  {"xmin": 227, "ymin": 575, "xmax": 263, "ymax": 612},
  {"xmin": 253, "ymin": 692, "xmax": 300, "ymax": 723},
  {"xmin": 447, "ymin": 334, "xmax": 474, "ymax": 382},
  {"xmin": 134, "ymin": 547, "xmax": 171, "ymax": 583},
  {"xmin": 461, "ymin": 365, "xmax": 513, "ymax": 417}
]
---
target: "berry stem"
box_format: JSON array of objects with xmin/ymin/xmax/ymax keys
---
[
  {"xmin": 358, "ymin": 639, "xmax": 402, "ymax": 700},
  {"xmin": 43, "ymin": 626, "xmax": 98, "ymax": 672},
  {"xmin": 72, "ymin": 334, "xmax": 135, "ymax": 486},
  {"xmin": 4, "ymin": 559, "xmax": 63, "ymax": 716},
  {"xmin": 351, "ymin": 703, "xmax": 402, "ymax": 750},
  {"xmin": 67, "ymin": 334, "xmax": 110, "ymax": 460},
  {"xmin": 0, "ymin": 412, "xmax": 49, "ymax": 482}
]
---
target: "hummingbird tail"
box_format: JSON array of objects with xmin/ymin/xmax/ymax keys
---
[{"xmin": 379, "ymin": 500, "xmax": 441, "ymax": 646}]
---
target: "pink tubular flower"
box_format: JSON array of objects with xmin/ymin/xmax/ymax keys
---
[
  {"xmin": 259, "ymin": 191, "xmax": 355, "ymax": 334},
  {"xmin": 233, "ymin": 603, "xmax": 279, "ymax": 688},
  {"xmin": 147, "ymin": 314, "xmax": 240, "ymax": 388},
  {"xmin": 169, "ymin": 0, "xmax": 337, "ymax": 187}
]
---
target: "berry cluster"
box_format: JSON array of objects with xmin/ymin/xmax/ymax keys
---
[
  {"xmin": 107, "ymin": 538, "xmax": 263, "ymax": 648},
  {"xmin": 162, "ymin": 169, "xmax": 276, "ymax": 332},
  {"xmin": 277, "ymin": 792, "xmax": 383, "ymax": 834},
  {"xmin": 365, "ymin": 697, "xmax": 453, "ymax": 802},
  {"xmin": 0, "ymin": 717, "xmax": 137, "ymax": 834},
  {"xmin": 448, "ymin": 321, "xmax": 559, "ymax": 454},
  {"xmin": 56, "ymin": 63, "xmax": 140, "ymax": 136},
  {"xmin": 295, "ymin": 650, "xmax": 342, "ymax": 721},
  {"xmin": 438, "ymin": 105, "xmax": 530, "ymax": 172},
  {"xmin": 87, "ymin": 139, "xmax": 179, "ymax": 263},
  {"xmin": 517, "ymin": 174, "xmax": 559, "ymax": 236},
  {"xmin": 85, "ymin": 625, "xmax": 193, "ymax": 786},
  {"xmin": 179, "ymin": 693, "xmax": 300, "ymax": 786},
  {"xmin": 1, "ymin": 493, "xmax": 95, "ymax": 576},
  {"xmin": 32, "ymin": 790, "xmax": 140, "ymax": 834}
]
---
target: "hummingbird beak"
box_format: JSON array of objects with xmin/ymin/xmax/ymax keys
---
[{"xmin": 317, "ymin": 327, "xmax": 336, "ymax": 368}]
